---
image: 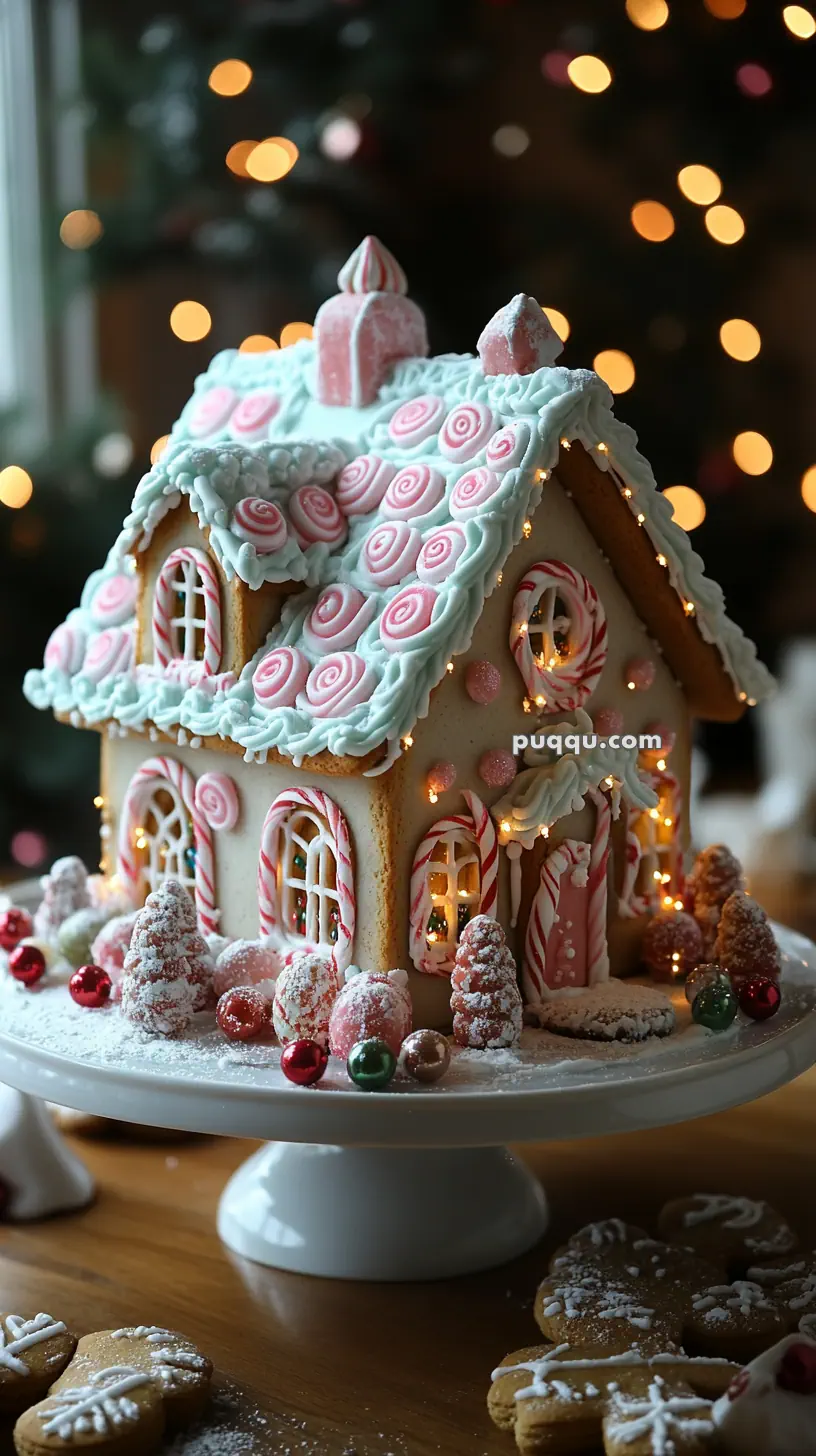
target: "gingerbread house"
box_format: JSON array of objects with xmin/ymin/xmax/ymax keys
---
[{"xmin": 24, "ymin": 237, "xmax": 773, "ymax": 1028}]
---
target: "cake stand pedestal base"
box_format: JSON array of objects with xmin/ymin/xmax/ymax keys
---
[
  {"xmin": 217, "ymin": 1142, "xmax": 548, "ymax": 1280},
  {"xmin": 0, "ymin": 1085, "xmax": 94, "ymax": 1220}
]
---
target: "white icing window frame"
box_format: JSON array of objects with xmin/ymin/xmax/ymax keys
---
[
  {"xmin": 258, "ymin": 788, "xmax": 355, "ymax": 971},
  {"xmin": 280, "ymin": 807, "xmax": 342, "ymax": 949},
  {"xmin": 510, "ymin": 560, "xmax": 608, "ymax": 713},
  {"xmin": 116, "ymin": 754, "xmax": 218, "ymax": 935},
  {"xmin": 153, "ymin": 546, "xmax": 222, "ymax": 677},
  {"xmin": 409, "ymin": 790, "xmax": 498, "ymax": 976}
]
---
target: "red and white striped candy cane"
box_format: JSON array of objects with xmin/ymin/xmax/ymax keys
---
[
  {"xmin": 522, "ymin": 791, "xmax": 612, "ymax": 1002},
  {"xmin": 117, "ymin": 755, "xmax": 218, "ymax": 935},
  {"xmin": 408, "ymin": 790, "xmax": 497, "ymax": 975},
  {"xmin": 585, "ymin": 787, "xmax": 612, "ymax": 984},
  {"xmin": 257, "ymin": 788, "xmax": 355, "ymax": 972},
  {"xmin": 510, "ymin": 560, "xmax": 608, "ymax": 713},
  {"xmin": 152, "ymin": 547, "xmax": 222, "ymax": 676}
]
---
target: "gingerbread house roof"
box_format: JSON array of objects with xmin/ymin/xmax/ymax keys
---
[{"xmin": 25, "ymin": 241, "xmax": 773, "ymax": 772}]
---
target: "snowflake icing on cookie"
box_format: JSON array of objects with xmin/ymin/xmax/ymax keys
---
[
  {"xmin": 692, "ymin": 1281, "xmax": 775, "ymax": 1322},
  {"xmin": 40, "ymin": 1365, "xmax": 151, "ymax": 1439},
  {"xmin": 543, "ymin": 1263, "xmax": 655, "ymax": 1330},
  {"xmin": 111, "ymin": 1326, "xmax": 210, "ymax": 1389},
  {"xmin": 0, "ymin": 1313, "xmax": 68, "ymax": 1375},
  {"xmin": 605, "ymin": 1377, "xmax": 715, "ymax": 1452},
  {"xmin": 497, "ymin": 1346, "xmax": 732, "ymax": 1404},
  {"xmin": 683, "ymin": 1195, "xmax": 767, "ymax": 1231}
]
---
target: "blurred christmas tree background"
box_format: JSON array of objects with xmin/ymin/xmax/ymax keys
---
[{"xmin": 1, "ymin": 0, "xmax": 814, "ymax": 875}]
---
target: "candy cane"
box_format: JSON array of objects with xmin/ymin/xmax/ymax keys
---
[
  {"xmin": 618, "ymin": 803, "xmax": 648, "ymax": 919},
  {"xmin": 152, "ymin": 547, "xmax": 222, "ymax": 676},
  {"xmin": 510, "ymin": 560, "xmax": 608, "ymax": 713},
  {"xmin": 586, "ymin": 787, "xmax": 611, "ymax": 984},
  {"xmin": 257, "ymin": 788, "xmax": 355, "ymax": 972},
  {"xmin": 117, "ymin": 755, "xmax": 218, "ymax": 935},
  {"xmin": 523, "ymin": 792, "xmax": 612, "ymax": 1003},
  {"xmin": 409, "ymin": 790, "xmax": 497, "ymax": 975},
  {"xmin": 462, "ymin": 790, "xmax": 498, "ymax": 918}
]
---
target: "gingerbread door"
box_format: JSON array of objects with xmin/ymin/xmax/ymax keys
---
[{"xmin": 522, "ymin": 813, "xmax": 611, "ymax": 1005}]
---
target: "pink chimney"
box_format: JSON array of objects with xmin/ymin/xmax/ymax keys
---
[
  {"xmin": 314, "ymin": 236, "xmax": 428, "ymax": 407},
  {"xmin": 477, "ymin": 294, "xmax": 563, "ymax": 376}
]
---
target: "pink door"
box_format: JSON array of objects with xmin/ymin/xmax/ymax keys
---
[{"xmin": 523, "ymin": 838, "xmax": 593, "ymax": 1002}]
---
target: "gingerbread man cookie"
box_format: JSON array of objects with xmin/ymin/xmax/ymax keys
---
[
  {"xmin": 14, "ymin": 1326, "xmax": 212, "ymax": 1456},
  {"xmin": 658, "ymin": 1195, "xmax": 798, "ymax": 1274},
  {"xmin": 0, "ymin": 1313, "xmax": 77, "ymax": 1416}
]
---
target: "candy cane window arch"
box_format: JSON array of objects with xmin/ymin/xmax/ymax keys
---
[
  {"xmin": 510, "ymin": 560, "xmax": 608, "ymax": 713},
  {"xmin": 409, "ymin": 790, "xmax": 498, "ymax": 975},
  {"xmin": 117, "ymin": 755, "xmax": 218, "ymax": 935},
  {"xmin": 258, "ymin": 788, "xmax": 355, "ymax": 970},
  {"xmin": 153, "ymin": 547, "xmax": 222, "ymax": 674}
]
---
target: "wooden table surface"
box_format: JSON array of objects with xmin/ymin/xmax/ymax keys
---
[{"xmin": 1, "ymin": 1070, "xmax": 815, "ymax": 1455}]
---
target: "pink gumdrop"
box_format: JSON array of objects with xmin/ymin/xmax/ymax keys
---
[
  {"xmin": 427, "ymin": 761, "xmax": 457, "ymax": 795},
  {"xmin": 478, "ymin": 749, "xmax": 517, "ymax": 789},
  {"xmin": 90, "ymin": 911, "xmax": 139, "ymax": 991},
  {"xmin": 465, "ymin": 660, "xmax": 501, "ymax": 704},
  {"xmin": 213, "ymin": 939, "xmax": 281, "ymax": 998},
  {"xmin": 626, "ymin": 656, "xmax": 656, "ymax": 692},
  {"xmin": 217, "ymin": 987, "xmax": 272, "ymax": 1042},
  {"xmin": 594, "ymin": 707, "xmax": 624, "ymax": 736},
  {"xmin": 328, "ymin": 969, "xmax": 412, "ymax": 1058},
  {"xmin": 646, "ymin": 720, "xmax": 676, "ymax": 753}
]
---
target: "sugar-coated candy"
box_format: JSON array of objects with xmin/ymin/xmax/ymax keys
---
[
  {"xmin": 328, "ymin": 967, "xmax": 412, "ymax": 1058},
  {"xmin": 642, "ymin": 910, "xmax": 703, "ymax": 981},
  {"xmin": 217, "ymin": 986, "xmax": 271, "ymax": 1042},
  {"xmin": 213, "ymin": 939, "xmax": 281, "ymax": 998},
  {"xmin": 90, "ymin": 910, "xmax": 139, "ymax": 988},
  {"xmin": 272, "ymin": 950, "xmax": 338, "ymax": 1047},
  {"xmin": 58, "ymin": 907, "xmax": 111, "ymax": 969}
]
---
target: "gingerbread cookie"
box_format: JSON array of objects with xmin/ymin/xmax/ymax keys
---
[
  {"xmin": 14, "ymin": 1326, "xmax": 211, "ymax": 1455},
  {"xmin": 658, "ymin": 1195, "xmax": 798, "ymax": 1274},
  {"xmin": 0, "ymin": 1313, "xmax": 77, "ymax": 1416},
  {"xmin": 748, "ymin": 1248, "xmax": 816, "ymax": 1338}
]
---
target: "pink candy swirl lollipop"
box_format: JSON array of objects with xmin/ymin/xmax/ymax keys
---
[
  {"xmin": 438, "ymin": 402, "xmax": 496, "ymax": 462},
  {"xmin": 379, "ymin": 584, "xmax": 438, "ymax": 651},
  {"xmin": 44, "ymin": 623, "xmax": 87, "ymax": 675},
  {"xmin": 289, "ymin": 485, "xmax": 347, "ymax": 548},
  {"xmin": 91, "ymin": 573, "xmax": 137, "ymax": 628},
  {"xmin": 252, "ymin": 646, "xmax": 310, "ymax": 708},
  {"xmin": 188, "ymin": 385, "xmax": 238, "ymax": 438},
  {"xmin": 416, "ymin": 524, "xmax": 467, "ymax": 584},
  {"xmin": 381, "ymin": 464, "xmax": 446, "ymax": 521},
  {"xmin": 303, "ymin": 584, "xmax": 376, "ymax": 654},
  {"xmin": 194, "ymin": 771, "xmax": 240, "ymax": 831},
  {"xmin": 388, "ymin": 393, "xmax": 446, "ymax": 448},
  {"xmin": 232, "ymin": 496, "xmax": 288, "ymax": 554},
  {"xmin": 303, "ymin": 652, "xmax": 377, "ymax": 717},
  {"xmin": 450, "ymin": 467, "xmax": 502, "ymax": 520},
  {"xmin": 228, "ymin": 390, "xmax": 280, "ymax": 442},
  {"xmin": 82, "ymin": 627, "xmax": 133, "ymax": 684},
  {"xmin": 485, "ymin": 420, "xmax": 531, "ymax": 473},
  {"xmin": 361, "ymin": 520, "xmax": 421, "ymax": 586},
  {"xmin": 336, "ymin": 454, "xmax": 396, "ymax": 516}
]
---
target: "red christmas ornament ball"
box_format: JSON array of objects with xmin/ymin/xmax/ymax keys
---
[
  {"xmin": 739, "ymin": 975, "xmax": 782, "ymax": 1021},
  {"xmin": 69, "ymin": 964, "xmax": 112, "ymax": 1009},
  {"xmin": 216, "ymin": 986, "xmax": 271, "ymax": 1042},
  {"xmin": 7, "ymin": 943, "xmax": 46, "ymax": 986},
  {"xmin": 776, "ymin": 1340, "xmax": 816, "ymax": 1395},
  {"xmin": 280, "ymin": 1038, "xmax": 328, "ymax": 1086},
  {"xmin": 0, "ymin": 907, "xmax": 34, "ymax": 952}
]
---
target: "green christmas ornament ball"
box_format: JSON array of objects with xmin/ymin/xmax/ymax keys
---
[
  {"xmin": 347, "ymin": 1037, "xmax": 397, "ymax": 1091},
  {"xmin": 691, "ymin": 982, "xmax": 739, "ymax": 1032}
]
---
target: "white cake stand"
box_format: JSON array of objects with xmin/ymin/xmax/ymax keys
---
[{"xmin": 0, "ymin": 924, "xmax": 815, "ymax": 1280}]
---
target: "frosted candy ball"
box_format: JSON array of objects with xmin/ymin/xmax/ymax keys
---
[
  {"xmin": 272, "ymin": 951, "xmax": 339, "ymax": 1048},
  {"xmin": 90, "ymin": 910, "xmax": 139, "ymax": 989},
  {"xmin": 478, "ymin": 748, "xmax": 517, "ymax": 789},
  {"xmin": 427, "ymin": 761, "xmax": 457, "ymax": 796},
  {"xmin": 213, "ymin": 939, "xmax": 281, "ymax": 998},
  {"xmin": 465, "ymin": 659, "xmax": 501, "ymax": 705},
  {"xmin": 593, "ymin": 707, "xmax": 624, "ymax": 737},
  {"xmin": 329, "ymin": 967, "xmax": 413, "ymax": 1059},
  {"xmin": 216, "ymin": 987, "xmax": 272, "ymax": 1042}
]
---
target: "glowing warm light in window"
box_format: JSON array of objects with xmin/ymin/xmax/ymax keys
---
[
  {"xmin": 631, "ymin": 200, "xmax": 675, "ymax": 241},
  {"xmin": 0, "ymin": 465, "xmax": 33, "ymax": 509},
  {"xmin": 208, "ymin": 60, "xmax": 253, "ymax": 96},
  {"xmin": 169, "ymin": 301, "xmax": 212, "ymax": 342},
  {"xmin": 704, "ymin": 0, "xmax": 746, "ymax": 16},
  {"xmin": 245, "ymin": 137, "xmax": 298, "ymax": 182},
  {"xmin": 542, "ymin": 307, "xmax": 570, "ymax": 341},
  {"xmin": 320, "ymin": 116, "xmax": 362, "ymax": 160},
  {"xmin": 239, "ymin": 334, "xmax": 278, "ymax": 353},
  {"xmin": 677, "ymin": 164, "xmax": 722, "ymax": 205},
  {"xmin": 783, "ymin": 5, "xmax": 816, "ymax": 37},
  {"xmin": 150, "ymin": 435, "xmax": 171, "ymax": 465},
  {"xmin": 704, "ymin": 204, "xmax": 745, "ymax": 243},
  {"xmin": 567, "ymin": 55, "xmax": 613, "ymax": 92},
  {"xmin": 719, "ymin": 318, "xmax": 761, "ymax": 360},
  {"xmin": 593, "ymin": 350, "xmax": 635, "ymax": 393},
  {"xmin": 663, "ymin": 485, "xmax": 706, "ymax": 530},
  {"xmin": 280, "ymin": 322, "xmax": 314, "ymax": 348},
  {"xmin": 801, "ymin": 466, "xmax": 816, "ymax": 512},
  {"xmin": 225, "ymin": 140, "xmax": 257, "ymax": 177},
  {"xmin": 491, "ymin": 125, "xmax": 530, "ymax": 157},
  {"xmin": 626, "ymin": 0, "xmax": 670, "ymax": 29},
  {"xmin": 732, "ymin": 431, "xmax": 773, "ymax": 475},
  {"xmin": 59, "ymin": 209, "xmax": 103, "ymax": 249}
]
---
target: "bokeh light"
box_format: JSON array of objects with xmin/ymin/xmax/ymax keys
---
[
  {"xmin": 593, "ymin": 349, "xmax": 636, "ymax": 393},
  {"xmin": 542, "ymin": 307, "xmax": 570, "ymax": 342},
  {"xmin": 92, "ymin": 432, "xmax": 134, "ymax": 477},
  {"xmin": 208, "ymin": 60, "xmax": 253, "ymax": 96},
  {"xmin": 719, "ymin": 318, "xmax": 761, "ymax": 360},
  {"xmin": 631, "ymin": 200, "xmax": 675, "ymax": 241},
  {"xmin": 59, "ymin": 210, "xmax": 103, "ymax": 249},
  {"xmin": 11, "ymin": 830, "xmax": 48, "ymax": 868},
  {"xmin": 736, "ymin": 62, "xmax": 773, "ymax": 95},
  {"xmin": 663, "ymin": 485, "xmax": 706, "ymax": 530},
  {"xmin": 320, "ymin": 116, "xmax": 362, "ymax": 160},
  {"xmin": 150, "ymin": 435, "xmax": 171, "ymax": 465},
  {"xmin": 540, "ymin": 51, "xmax": 573, "ymax": 86},
  {"xmin": 732, "ymin": 431, "xmax": 773, "ymax": 475},
  {"xmin": 169, "ymin": 301, "xmax": 212, "ymax": 342},
  {"xmin": 783, "ymin": 5, "xmax": 816, "ymax": 38},
  {"xmin": 239, "ymin": 334, "xmax": 278, "ymax": 353},
  {"xmin": 225, "ymin": 140, "xmax": 257, "ymax": 177},
  {"xmin": 0, "ymin": 465, "xmax": 33, "ymax": 509},
  {"xmin": 245, "ymin": 137, "xmax": 298, "ymax": 182},
  {"xmin": 801, "ymin": 466, "xmax": 816, "ymax": 512},
  {"xmin": 625, "ymin": 0, "xmax": 670, "ymax": 29},
  {"xmin": 677, "ymin": 164, "xmax": 721, "ymax": 205},
  {"xmin": 280, "ymin": 322, "xmax": 314, "ymax": 347},
  {"xmin": 567, "ymin": 55, "xmax": 613, "ymax": 93},
  {"xmin": 704, "ymin": 0, "xmax": 746, "ymax": 16},
  {"xmin": 704, "ymin": 203, "xmax": 745, "ymax": 243},
  {"xmin": 491, "ymin": 124, "xmax": 530, "ymax": 157}
]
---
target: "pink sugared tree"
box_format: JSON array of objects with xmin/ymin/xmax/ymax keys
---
[
  {"xmin": 714, "ymin": 890, "xmax": 781, "ymax": 990},
  {"xmin": 34, "ymin": 856, "xmax": 90, "ymax": 942},
  {"xmin": 450, "ymin": 915, "xmax": 522, "ymax": 1050},
  {"xmin": 120, "ymin": 879, "xmax": 214, "ymax": 1037}
]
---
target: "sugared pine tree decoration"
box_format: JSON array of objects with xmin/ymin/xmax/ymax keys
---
[
  {"xmin": 714, "ymin": 890, "xmax": 781, "ymax": 991},
  {"xmin": 687, "ymin": 843, "xmax": 745, "ymax": 955},
  {"xmin": 450, "ymin": 914, "xmax": 522, "ymax": 1049},
  {"xmin": 34, "ymin": 856, "xmax": 90, "ymax": 942},
  {"xmin": 120, "ymin": 879, "xmax": 214, "ymax": 1037}
]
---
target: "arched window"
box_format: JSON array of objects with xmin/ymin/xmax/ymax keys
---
[
  {"xmin": 153, "ymin": 547, "xmax": 222, "ymax": 675},
  {"xmin": 409, "ymin": 791, "xmax": 498, "ymax": 975},
  {"xmin": 258, "ymin": 788, "xmax": 355, "ymax": 971},
  {"xmin": 510, "ymin": 560, "xmax": 607, "ymax": 713},
  {"xmin": 117, "ymin": 755, "xmax": 218, "ymax": 935}
]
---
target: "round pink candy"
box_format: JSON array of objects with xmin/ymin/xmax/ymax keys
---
[
  {"xmin": 646, "ymin": 720, "xmax": 676, "ymax": 752},
  {"xmin": 361, "ymin": 521, "xmax": 421, "ymax": 587},
  {"xmin": 189, "ymin": 386, "xmax": 238, "ymax": 438},
  {"xmin": 594, "ymin": 707, "xmax": 625, "ymax": 736},
  {"xmin": 626, "ymin": 656, "xmax": 656, "ymax": 691},
  {"xmin": 388, "ymin": 394, "xmax": 446, "ymax": 448},
  {"xmin": 194, "ymin": 772, "xmax": 240, "ymax": 832},
  {"xmin": 289, "ymin": 485, "xmax": 347, "ymax": 548},
  {"xmin": 303, "ymin": 652, "xmax": 377, "ymax": 717},
  {"xmin": 90, "ymin": 911, "xmax": 139, "ymax": 989},
  {"xmin": 416, "ymin": 524, "xmax": 467, "ymax": 585},
  {"xmin": 82, "ymin": 627, "xmax": 132, "ymax": 684},
  {"xmin": 252, "ymin": 646, "xmax": 310, "ymax": 709},
  {"xmin": 232, "ymin": 497, "xmax": 288, "ymax": 554},
  {"xmin": 381, "ymin": 464, "xmax": 446, "ymax": 521},
  {"xmin": 485, "ymin": 421, "xmax": 531, "ymax": 473},
  {"xmin": 439, "ymin": 402, "xmax": 496, "ymax": 462},
  {"xmin": 213, "ymin": 939, "xmax": 281, "ymax": 997},
  {"xmin": 91, "ymin": 574, "xmax": 137, "ymax": 628},
  {"xmin": 427, "ymin": 761, "xmax": 457, "ymax": 794},
  {"xmin": 449, "ymin": 467, "xmax": 502, "ymax": 520},
  {"xmin": 336, "ymin": 455, "xmax": 396, "ymax": 516},
  {"xmin": 328, "ymin": 970, "xmax": 412, "ymax": 1058},
  {"xmin": 229, "ymin": 390, "xmax": 280, "ymax": 441},
  {"xmin": 44, "ymin": 623, "xmax": 87, "ymax": 675},
  {"xmin": 303, "ymin": 584, "xmax": 375, "ymax": 654},
  {"xmin": 478, "ymin": 748, "xmax": 517, "ymax": 789},
  {"xmin": 379, "ymin": 585, "xmax": 437, "ymax": 651},
  {"xmin": 465, "ymin": 659, "xmax": 501, "ymax": 704}
]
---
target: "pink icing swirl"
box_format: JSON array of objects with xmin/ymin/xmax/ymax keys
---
[
  {"xmin": 303, "ymin": 584, "xmax": 376, "ymax": 653},
  {"xmin": 229, "ymin": 390, "xmax": 280, "ymax": 441},
  {"xmin": 90, "ymin": 573, "xmax": 137, "ymax": 628},
  {"xmin": 379, "ymin": 585, "xmax": 438, "ymax": 651},
  {"xmin": 289, "ymin": 485, "xmax": 347, "ymax": 548},
  {"xmin": 361, "ymin": 521, "xmax": 421, "ymax": 586},
  {"xmin": 44, "ymin": 623, "xmax": 87, "ymax": 675},
  {"xmin": 336, "ymin": 455, "xmax": 396, "ymax": 516},
  {"xmin": 387, "ymin": 394, "xmax": 446, "ymax": 448},
  {"xmin": 416, "ymin": 524, "xmax": 467, "ymax": 584},
  {"xmin": 381, "ymin": 464, "xmax": 446, "ymax": 522},
  {"xmin": 189, "ymin": 385, "xmax": 238, "ymax": 439},
  {"xmin": 82, "ymin": 627, "xmax": 133, "ymax": 684},
  {"xmin": 438, "ymin": 402, "xmax": 496, "ymax": 462},
  {"xmin": 485, "ymin": 420, "xmax": 531, "ymax": 473},
  {"xmin": 194, "ymin": 771, "xmax": 240, "ymax": 831},
  {"xmin": 252, "ymin": 646, "xmax": 310, "ymax": 708},
  {"xmin": 232, "ymin": 497, "xmax": 288, "ymax": 554},
  {"xmin": 303, "ymin": 652, "xmax": 376, "ymax": 717},
  {"xmin": 450, "ymin": 467, "xmax": 502, "ymax": 520}
]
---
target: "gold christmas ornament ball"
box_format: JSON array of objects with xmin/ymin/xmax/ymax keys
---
[{"xmin": 399, "ymin": 1028, "xmax": 451, "ymax": 1084}]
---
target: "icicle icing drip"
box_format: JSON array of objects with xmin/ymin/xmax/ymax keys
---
[{"xmin": 338, "ymin": 235, "xmax": 408, "ymax": 295}]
